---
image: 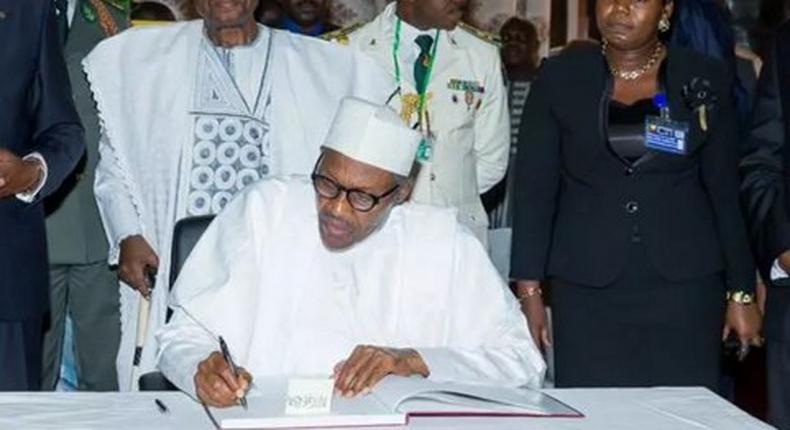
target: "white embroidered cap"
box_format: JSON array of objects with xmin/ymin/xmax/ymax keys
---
[{"xmin": 322, "ymin": 97, "xmax": 422, "ymax": 177}]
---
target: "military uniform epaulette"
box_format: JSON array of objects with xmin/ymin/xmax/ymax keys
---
[
  {"xmin": 321, "ymin": 22, "xmax": 365, "ymax": 45},
  {"xmin": 457, "ymin": 22, "xmax": 500, "ymax": 46}
]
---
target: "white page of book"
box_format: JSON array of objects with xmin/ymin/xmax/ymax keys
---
[
  {"xmin": 212, "ymin": 377, "xmax": 406, "ymax": 429},
  {"xmin": 370, "ymin": 376, "xmax": 582, "ymax": 417}
]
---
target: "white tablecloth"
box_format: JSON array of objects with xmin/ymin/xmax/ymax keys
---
[{"xmin": 0, "ymin": 387, "xmax": 774, "ymax": 430}]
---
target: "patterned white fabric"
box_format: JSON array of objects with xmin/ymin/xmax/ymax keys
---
[
  {"xmin": 86, "ymin": 21, "xmax": 391, "ymax": 390},
  {"xmin": 186, "ymin": 36, "xmax": 273, "ymax": 217}
]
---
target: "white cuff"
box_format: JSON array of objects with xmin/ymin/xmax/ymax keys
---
[
  {"xmin": 15, "ymin": 152, "xmax": 48, "ymax": 203},
  {"xmin": 771, "ymin": 259, "xmax": 789, "ymax": 281}
]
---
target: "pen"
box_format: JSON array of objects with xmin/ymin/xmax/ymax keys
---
[
  {"xmin": 202, "ymin": 401, "xmax": 221, "ymax": 430},
  {"xmin": 155, "ymin": 398, "xmax": 169, "ymax": 414},
  {"xmin": 219, "ymin": 336, "xmax": 248, "ymax": 409}
]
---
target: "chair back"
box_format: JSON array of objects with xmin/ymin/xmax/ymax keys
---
[{"xmin": 168, "ymin": 215, "xmax": 215, "ymax": 289}]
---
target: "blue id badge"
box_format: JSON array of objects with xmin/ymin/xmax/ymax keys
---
[{"xmin": 644, "ymin": 115, "xmax": 689, "ymax": 155}]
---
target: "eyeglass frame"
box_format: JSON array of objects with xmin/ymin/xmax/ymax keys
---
[{"xmin": 311, "ymin": 156, "xmax": 401, "ymax": 213}]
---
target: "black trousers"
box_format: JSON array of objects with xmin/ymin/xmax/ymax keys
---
[
  {"xmin": 551, "ymin": 244, "xmax": 725, "ymax": 390},
  {"xmin": 0, "ymin": 318, "xmax": 43, "ymax": 390},
  {"xmin": 768, "ymin": 339, "xmax": 790, "ymax": 430}
]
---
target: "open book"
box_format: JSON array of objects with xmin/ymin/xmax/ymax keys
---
[{"xmin": 213, "ymin": 376, "xmax": 582, "ymax": 429}]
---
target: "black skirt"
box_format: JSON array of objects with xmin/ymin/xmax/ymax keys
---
[{"xmin": 551, "ymin": 243, "xmax": 725, "ymax": 390}]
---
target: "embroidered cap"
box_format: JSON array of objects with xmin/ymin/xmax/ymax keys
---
[{"xmin": 322, "ymin": 97, "xmax": 422, "ymax": 177}]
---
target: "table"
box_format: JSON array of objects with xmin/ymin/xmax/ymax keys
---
[{"xmin": 0, "ymin": 387, "xmax": 775, "ymax": 429}]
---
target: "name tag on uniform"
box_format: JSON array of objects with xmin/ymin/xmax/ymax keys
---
[
  {"xmin": 285, "ymin": 378, "xmax": 334, "ymax": 416},
  {"xmin": 644, "ymin": 115, "xmax": 689, "ymax": 155},
  {"xmin": 447, "ymin": 79, "xmax": 484, "ymax": 94}
]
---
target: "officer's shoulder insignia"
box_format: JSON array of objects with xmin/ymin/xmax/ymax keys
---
[
  {"xmin": 321, "ymin": 22, "xmax": 365, "ymax": 45},
  {"xmin": 457, "ymin": 22, "xmax": 500, "ymax": 46}
]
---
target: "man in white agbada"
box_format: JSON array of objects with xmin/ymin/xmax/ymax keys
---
[
  {"xmin": 84, "ymin": 0, "xmax": 389, "ymax": 389},
  {"xmin": 156, "ymin": 98, "xmax": 546, "ymax": 406}
]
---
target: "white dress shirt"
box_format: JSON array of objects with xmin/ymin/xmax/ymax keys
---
[
  {"xmin": 771, "ymin": 259, "xmax": 788, "ymax": 280},
  {"xmin": 67, "ymin": 0, "xmax": 76, "ymax": 26}
]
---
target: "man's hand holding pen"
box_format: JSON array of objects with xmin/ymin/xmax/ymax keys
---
[{"xmin": 194, "ymin": 351, "xmax": 252, "ymax": 408}]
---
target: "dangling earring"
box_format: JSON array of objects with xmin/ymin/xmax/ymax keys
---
[{"xmin": 658, "ymin": 15, "xmax": 671, "ymax": 33}]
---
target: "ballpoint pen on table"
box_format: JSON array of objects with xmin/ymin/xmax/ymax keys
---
[{"xmin": 154, "ymin": 398, "xmax": 169, "ymax": 414}]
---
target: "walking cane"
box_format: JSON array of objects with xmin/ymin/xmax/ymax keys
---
[{"xmin": 130, "ymin": 267, "xmax": 157, "ymax": 390}]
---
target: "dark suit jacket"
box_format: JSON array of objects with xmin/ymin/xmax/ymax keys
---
[
  {"xmin": 740, "ymin": 21, "xmax": 790, "ymax": 341},
  {"xmin": 510, "ymin": 43, "xmax": 754, "ymax": 294},
  {"xmin": 0, "ymin": 0, "xmax": 85, "ymax": 320}
]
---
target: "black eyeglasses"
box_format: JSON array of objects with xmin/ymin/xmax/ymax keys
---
[{"xmin": 311, "ymin": 173, "xmax": 400, "ymax": 213}]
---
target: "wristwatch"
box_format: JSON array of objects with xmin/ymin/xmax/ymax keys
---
[
  {"xmin": 726, "ymin": 290, "xmax": 755, "ymax": 305},
  {"xmin": 517, "ymin": 285, "xmax": 543, "ymax": 303}
]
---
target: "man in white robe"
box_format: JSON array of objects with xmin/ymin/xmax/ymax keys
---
[
  {"xmin": 156, "ymin": 98, "xmax": 545, "ymax": 406},
  {"xmin": 84, "ymin": 0, "xmax": 390, "ymax": 390}
]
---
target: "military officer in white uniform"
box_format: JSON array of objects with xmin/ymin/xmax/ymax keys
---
[{"xmin": 325, "ymin": 0, "xmax": 509, "ymax": 244}]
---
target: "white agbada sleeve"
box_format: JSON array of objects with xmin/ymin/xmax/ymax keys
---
[
  {"xmin": 156, "ymin": 183, "xmax": 272, "ymax": 397},
  {"xmin": 415, "ymin": 231, "xmax": 546, "ymax": 389},
  {"xmin": 94, "ymin": 132, "xmax": 144, "ymax": 264}
]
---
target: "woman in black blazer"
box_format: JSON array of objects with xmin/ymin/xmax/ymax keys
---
[{"xmin": 510, "ymin": 0, "xmax": 762, "ymax": 389}]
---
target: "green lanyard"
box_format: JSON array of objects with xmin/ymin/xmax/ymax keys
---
[{"xmin": 392, "ymin": 18, "xmax": 441, "ymax": 120}]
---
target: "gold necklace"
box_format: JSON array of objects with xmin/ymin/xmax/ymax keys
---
[{"xmin": 603, "ymin": 41, "xmax": 664, "ymax": 81}]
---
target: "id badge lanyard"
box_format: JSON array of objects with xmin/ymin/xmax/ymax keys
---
[
  {"xmin": 643, "ymin": 62, "xmax": 690, "ymax": 157},
  {"xmin": 644, "ymin": 92, "xmax": 690, "ymax": 156},
  {"xmin": 392, "ymin": 18, "xmax": 440, "ymax": 161}
]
